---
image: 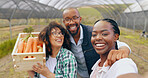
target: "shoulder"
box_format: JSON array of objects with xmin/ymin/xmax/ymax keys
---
[
  {"xmin": 60, "ymin": 48, "xmax": 76, "ymax": 60},
  {"xmin": 108, "ymin": 58, "xmax": 138, "ymax": 77},
  {"xmin": 58, "ymin": 48, "xmax": 77, "ymax": 66},
  {"xmin": 80, "ymin": 24, "xmax": 93, "ymax": 32},
  {"xmin": 116, "ymin": 40, "xmax": 126, "ymax": 46},
  {"xmin": 92, "ymin": 59, "xmax": 101, "ymax": 70},
  {"xmin": 114, "ymin": 58, "xmax": 137, "ymax": 67}
]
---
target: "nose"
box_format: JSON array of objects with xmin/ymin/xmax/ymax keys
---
[
  {"xmin": 96, "ymin": 34, "xmax": 103, "ymax": 40},
  {"xmin": 56, "ymin": 33, "xmax": 63, "ymax": 37},
  {"xmin": 69, "ymin": 19, "xmax": 75, "ymax": 24}
]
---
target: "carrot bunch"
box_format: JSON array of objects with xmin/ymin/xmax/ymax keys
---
[{"xmin": 17, "ymin": 34, "xmax": 43, "ymax": 54}]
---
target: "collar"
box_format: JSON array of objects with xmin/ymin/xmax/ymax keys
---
[
  {"xmin": 80, "ymin": 25, "xmax": 83, "ymax": 40},
  {"xmin": 92, "ymin": 59, "xmax": 110, "ymax": 73},
  {"xmin": 56, "ymin": 47, "xmax": 63, "ymax": 60},
  {"xmin": 46, "ymin": 47, "xmax": 63, "ymax": 61}
]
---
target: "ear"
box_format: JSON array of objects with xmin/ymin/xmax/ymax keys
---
[
  {"xmin": 114, "ymin": 34, "xmax": 119, "ymax": 42},
  {"xmin": 63, "ymin": 19, "xmax": 65, "ymax": 24},
  {"xmin": 79, "ymin": 17, "xmax": 82, "ymax": 22}
]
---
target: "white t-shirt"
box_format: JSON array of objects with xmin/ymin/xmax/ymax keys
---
[
  {"xmin": 90, "ymin": 58, "xmax": 138, "ymax": 78},
  {"xmin": 40, "ymin": 56, "xmax": 57, "ymax": 78}
]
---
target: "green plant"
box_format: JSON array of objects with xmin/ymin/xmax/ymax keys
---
[
  {"xmin": 0, "ymin": 38, "xmax": 16, "ymax": 58},
  {"xmin": 23, "ymin": 26, "xmax": 34, "ymax": 33}
]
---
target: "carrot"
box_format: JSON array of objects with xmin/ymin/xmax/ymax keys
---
[
  {"xmin": 24, "ymin": 37, "xmax": 33, "ymax": 53},
  {"xmin": 23, "ymin": 42, "xmax": 27, "ymax": 53},
  {"xmin": 28, "ymin": 44, "xmax": 33, "ymax": 58},
  {"xmin": 33, "ymin": 38, "xmax": 38, "ymax": 52},
  {"xmin": 17, "ymin": 40, "xmax": 24, "ymax": 53},
  {"xmin": 29, "ymin": 46, "xmax": 32, "ymax": 52},
  {"xmin": 38, "ymin": 43, "xmax": 43, "ymax": 47},
  {"xmin": 28, "ymin": 48, "xmax": 32, "ymax": 58}
]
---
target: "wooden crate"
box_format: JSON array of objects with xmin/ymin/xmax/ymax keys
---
[{"xmin": 11, "ymin": 32, "xmax": 46, "ymax": 72}]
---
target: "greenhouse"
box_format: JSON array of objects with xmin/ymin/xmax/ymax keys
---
[{"xmin": 0, "ymin": 0, "xmax": 148, "ymax": 78}]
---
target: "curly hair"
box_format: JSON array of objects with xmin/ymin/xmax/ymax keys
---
[{"xmin": 38, "ymin": 21, "xmax": 71, "ymax": 57}]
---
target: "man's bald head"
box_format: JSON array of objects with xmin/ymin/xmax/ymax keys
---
[{"xmin": 63, "ymin": 8, "xmax": 80, "ymax": 17}]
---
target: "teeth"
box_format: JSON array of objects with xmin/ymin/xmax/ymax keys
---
[
  {"xmin": 70, "ymin": 26, "xmax": 76, "ymax": 30},
  {"xmin": 96, "ymin": 44, "xmax": 105, "ymax": 47},
  {"xmin": 56, "ymin": 39, "xmax": 61, "ymax": 41}
]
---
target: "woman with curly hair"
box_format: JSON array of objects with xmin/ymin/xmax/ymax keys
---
[{"xmin": 28, "ymin": 21, "xmax": 77, "ymax": 78}]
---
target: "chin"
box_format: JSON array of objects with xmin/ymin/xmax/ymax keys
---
[
  {"xmin": 57, "ymin": 44, "xmax": 63, "ymax": 47},
  {"xmin": 54, "ymin": 43, "xmax": 62, "ymax": 47},
  {"xmin": 95, "ymin": 49, "xmax": 107, "ymax": 55},
  {"xmin": 55, "ymin": 45, "xmax": 62, "ymax": 48}
]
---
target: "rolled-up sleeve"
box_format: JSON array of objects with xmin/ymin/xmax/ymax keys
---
[{"xmin": 117, "ymin": 40, "xmax": 132, "ymax": 54}]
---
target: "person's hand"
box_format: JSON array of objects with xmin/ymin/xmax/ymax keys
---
[
  {"xmin": 27, "ymin": 70, "xmax": 35, "ymax": 78},
  {"xmin": 105, "ymin": 49, "xmax": 129, "ymax": 67},
  {"xmin": 32, "ymin": 63, "xmax": 55, "ymax": 78}
]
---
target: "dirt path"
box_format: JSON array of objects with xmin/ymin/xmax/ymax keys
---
[
  {"xmin": 0, "ymin": 54, "xmax": 29, "ymax": 78},
  {"xmin": 0, "ymin": 54, "xmax": 30, "ymax": 78}
]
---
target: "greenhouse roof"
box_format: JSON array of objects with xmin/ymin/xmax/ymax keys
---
[
  {"xmin": 124, "ymin": 0, "xmax": 148, "ymax": 13},
  {"xmin": 0, "ymin": 0, "xmax": 146, "ymax": 20},
  {"xmin": 38, "ymin": 0, "xmax": 136, "ymax": 10},
  {"xmin": 0, "ymin": 0, "xmax": 62, "ymax": 19}
]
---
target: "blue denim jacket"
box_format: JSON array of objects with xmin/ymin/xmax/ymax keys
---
[{"xmin": 80, "ymin": 24, "xmax": 100, "ymax": 75}]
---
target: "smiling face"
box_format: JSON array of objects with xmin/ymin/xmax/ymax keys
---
[
  {"xmin": 63, "ymin": 8, "xmax": 82, "ymax": 36},
  {"xmin": 49, "ymin": 27, "xmax": 64, "ymax": 48},
  {"xmin": 91, "ymin": 21, "xmax": 119, "ymax": 55}
]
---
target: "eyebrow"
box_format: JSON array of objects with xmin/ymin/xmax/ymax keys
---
[
  {"xmin": 73, "ymin": 15, "xmax": 79, "ymax": 17},
  {"xmin": 51, "ymin": 30, "xmax": 62, "ymax": 32},
  {"xmin": 65, "ymin": 15, "xmax": 79, "ymax": 18},
  {"xmin": 92, "ymin": 29, "xmax": 108, "ymax": 32},
  {"xmin": 101, "ymin": 29, "xmax": 108, "ymax": 32}
]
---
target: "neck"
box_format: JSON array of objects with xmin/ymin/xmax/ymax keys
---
[
  {"xmin": 73, "ymin": 27, "xmax": 80, "ymax": 45},
  {"xmin": 99, "ymin": 52, "xmax": 108, "ymax": 67},
  {"xmin": 99, "ymin": 46, "xmax": 116, "ymax": 67},
  {"xmin": 51, "ymin": 46, "xmax": 61, "ymax": 58}
]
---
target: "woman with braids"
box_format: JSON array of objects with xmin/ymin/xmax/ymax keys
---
[
  {"xmin": 28, "ymin": 21, "xmax": 77, "ymax": 78},
  {"xmin": 90, "ymin": 18, "xmax": 138, "ymax": 78}
]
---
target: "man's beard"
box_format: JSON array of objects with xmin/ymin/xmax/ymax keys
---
[{"xmin": 68, "ymin": 23, "xmax": 80, "ymax": 36}]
